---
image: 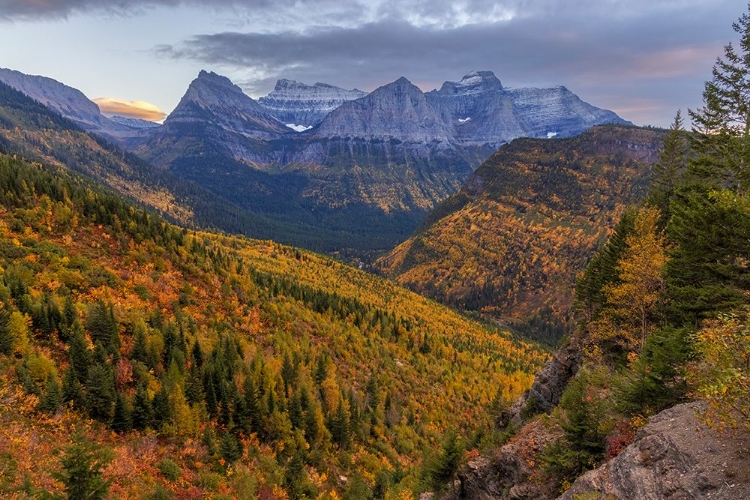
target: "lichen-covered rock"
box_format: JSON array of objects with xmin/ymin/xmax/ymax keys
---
[{"xmin": 559, "ymin": 401, "xmax": 750, "ymax": 500}]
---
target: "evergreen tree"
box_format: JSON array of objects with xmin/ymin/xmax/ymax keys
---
[
  {"xmin": 62, "ymin": 367, "xmax": 84, "ymax": 408},
  {"xmin": 575, "ymin": 209, "xmax": 637, "ymax": 320},
  {"xmin": 62, "ymin": 295, "xmax": 77, "ymax": 331},
  {"xmin": 242, "ymin": 375, "xmax": 260, "ymax": 434},
  {"xmin": 53, "ymin": 435, "xmax": 113, "ymax": 500},
  {"xmin": 191, "ymin": 339, "xmax": 204, "ymax": 369},
  {"xmin": 112, "ymin": 392, "xmax": 133, "ymax": 433},
  {"xmin": 365, "ymin": 374, "xmax": 379, "ymax": 412},
  {"xmin": 68, "ymin": 323, "xmax": 91, "ymax": 383},
  {"xmin": 85, "ymin": 364, "xmax": 116, "ymax": 423},
  {"xmin": 219, "ymin": 431, "xmax": 243, "ymax": 463},
  {"xmin": 688, "ymin": 5, "xmax": 750, "ymax": 191},
  {"xmin": 130, "ymin": 325, "xmax": 148, "ymax": 365},
  {"xmin": 38, "ymin": 375, "xmax": 63, "ymax": 414},
  {"xmin": 647, "ymin": 110, "xmax": 688, "ymax": 226},
  {"xmin": 666, "ymin": 4, "xmax": 750, "ymax": 324},
  {"xmin": 152, "ymin": 384, "xmax": 172, "ymax": 429},
  {"xmin": 86, "ymin": 300, "xmax": 119, "ymax": 355},
  {"xmin": 0, "ymin": 308, "xmax": 11, "ymax": 356},
  {"xmin": 184, "ymin": 364, "xmax": 204, "ymax": 405},
  {"xmin": 425, "ymin": 429, "xmax": 463, "ymax": 492},
  {"xmin": 132, "ymin": 384, "xmax": 153, "ymax": 430}
]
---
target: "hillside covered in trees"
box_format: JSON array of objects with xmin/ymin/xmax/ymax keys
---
[
  {"xmin": 0, "ymin": 155, "xmax": 547, "ymax": 498},
  {"xmin": 376, "ymin": 125, "xmax": 665, "ymax": 345}
]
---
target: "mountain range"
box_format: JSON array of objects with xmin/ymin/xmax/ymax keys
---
[{"xmin": 0, "ymin": 67, "xmax": 629, "ymax": 255}]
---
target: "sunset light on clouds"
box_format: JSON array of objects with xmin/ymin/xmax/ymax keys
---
[{"xmin": 93, "ymin": 97, "xmax": 166, "ymax": 122}]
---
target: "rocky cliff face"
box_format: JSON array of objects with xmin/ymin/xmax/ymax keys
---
[
  {"xmin": 0, "ymin": 67, "xmax": 149, "ymax": 143},
  {"xmin": 560, "ymin": 402, "xmax": 750, "ymax": 500},
  {"xmin": 165, "ymin": 70, "xmax": 289, "ymax": 139},
  {"xmin": 258, "ymin": 79, "xmax": 366, "ymax": 129},
  {"xmin": 509, "ymin": 337, "xmax": 581, "ymax": 424},
  {"xmin": 313, "ymin": 77, "xmax": 456, "ymax": 144},
  {"xmin": 426, "ymin": 71, "xmax": 629, "ymax": 148}
]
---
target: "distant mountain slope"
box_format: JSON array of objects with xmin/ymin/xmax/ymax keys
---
[
  {"xmin": 313, "ymin": 77, "xmax": 455, "ymax": 142},
  {"xmin": 0, "ymin": 153, "xmax": 547, "ymax": 498},
  {"xmin": 426, "ymin": 71, "xmax": 630, "ymax": 148},
  {"xmin": 0, "ymin": 67, "xmax": 155, "ymax": 143},
  {"xmin": 0, "ymin": 79, "xmax": 292, "ymax": 241},
  {"xmin": 258, "ymin": 78, "xmax": 366, "ymax": 128},
  {"xmin": 375, "ymin": 125, "xmax": 664, "ymax": 343}
]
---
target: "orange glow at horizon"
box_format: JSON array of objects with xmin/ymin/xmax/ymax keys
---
[{"xmin": 93, "ymin": 97, "xmax": 166, "ymax": 122}]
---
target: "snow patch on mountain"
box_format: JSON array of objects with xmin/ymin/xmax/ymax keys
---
[{"xmin": 286, "ymin": 123, "xmax": 312, "ymax": 132}]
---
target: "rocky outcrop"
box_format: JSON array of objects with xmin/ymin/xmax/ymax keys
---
[
  {"xmin": 510, "ymin": 337, "xmax": 581, "ymax": 424},
  {"xmin": 165, "ymin": 70, "xmax": 289, "ymax": 139},
  {"xmin": 458, "ymin": 418, "xmax": 562, "ymax": 500},
  {"xmin": 258, "ymin": 79, "xmax": 366, "ymax": 128},
  {"xmin": 559, "ymin": 401, "xmax": 750, "ymax": 500}
]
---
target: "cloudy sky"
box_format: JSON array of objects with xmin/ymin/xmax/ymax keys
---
[{"xmin": 0, "ymin": 0, "xmax": 743, "ymax": 126}]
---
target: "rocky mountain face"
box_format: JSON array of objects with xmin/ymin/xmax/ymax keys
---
[
  {"xmin": 164, "ymin": 70, "xmax": 289, "ymax": 139},
  {"xmin": 375, "ymin": 125, "xmax": 664, "ymax": 343},
  {"xmin": 258, "ymin": 79, "xmax": 366, "ymax": 129},
  {"xmin": 138, "ymin": 72, "xmax": 486, "ymax": 254},
  {"xmin": 313, "ymin": 77, "xmax": 456, "ymax": 143},
  {"xmin": 109, "ymin": 115, "xmax": 161, "ymax": 129},
  {"xmin": 426, "ymin": 71, "xmax": 629, "ymax": 148},
  {"xmin": 0, "ymin": 67, "xmax": 154, "ymax": 143}
]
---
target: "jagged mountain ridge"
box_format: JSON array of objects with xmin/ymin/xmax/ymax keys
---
[
  {"xmin": 138, "ymin": 72, "xmax": 487, "ymax": 254},
  {"xmin": 0, "ymin": 67, "xmax": 156, "ymax": 144},
  {"xmin": 258, "ymin": 78, "xmax": 366, "ymax": 129},
  {"xmin": 165, "ymin": 70, "xmax": 289, "ymax": 139},
  {"xmin": 311, "ymin": 77, "xmax": 456, "ymax": 143},
  {"xmin": 425, "ymin": 71, "xmax": 629, "ymax": 147}
]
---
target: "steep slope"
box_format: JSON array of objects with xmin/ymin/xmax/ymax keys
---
[
  {"xmin": 0, "ymin": 67, "xmax": 153, "ymax": 143},
  {"xmin": 258, "ymin": 79, "xmax": 367, "ymax": 128},
  {"xmin": 426, "ymin": 71, "xmax": 630, "ymax": 148},
  {"xmin": 0, "ymin": 154, "xmax": 547, "ymax": 498},
  {"xmin": 134, "ymin": 70, "xmax": 630, "ymax": 257},
  {"xmin": 164, "ymin": 70, "xmax": 288, "ymax": 139},
  {"xmin": 285, "ymin": 76, "xmax": 483, "ymax": 218},
  {"xmin": 313, "ymin": 77, "xmax": 455, "ymax": 143},
  {"xmin": 376, "ymin": 125, "xmax": 664, "ymax": 343},
  {"xmin": 0, "ymin": 79, "xmax": 295, "ymax": 242}
]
